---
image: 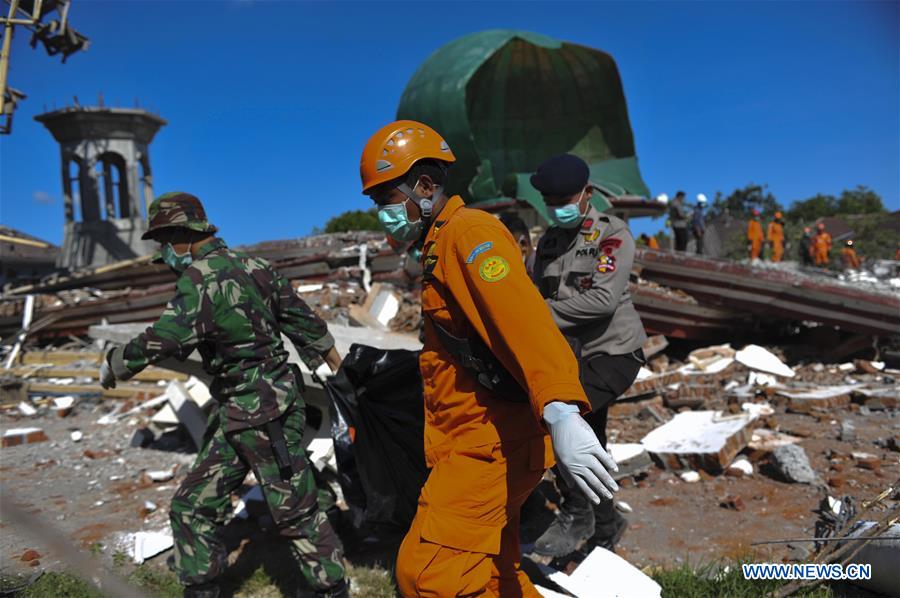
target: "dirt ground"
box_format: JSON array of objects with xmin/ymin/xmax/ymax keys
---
[{"xmin": 2, "ymin": 392, "xmax": 898, "ymax": 587}]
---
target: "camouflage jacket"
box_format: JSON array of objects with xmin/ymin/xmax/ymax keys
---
[{"xmin": 109, "ymin": 238, "xmax": 334, "ymax": 431}]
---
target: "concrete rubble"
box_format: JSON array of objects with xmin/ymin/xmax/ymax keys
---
[{"xmin": 1, "ymin": 228, "xmax": 899, "ymax": 587}]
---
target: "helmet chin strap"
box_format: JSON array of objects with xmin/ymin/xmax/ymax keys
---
[{"xmin": 397, "ymin": 182, "xmax": 442, "ymax": 220}]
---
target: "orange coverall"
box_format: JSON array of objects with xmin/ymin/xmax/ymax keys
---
[
  {"xmin": 647, "ymin": 236, "xmax": 660, "ymax": 250},
  {"xmin": 841, "ymin": 247, "xmax": 860, "ymax": 269},
  {"xmin": 747, "ymin": 219, "xmax": 764, "ymax": 259},
  {"xmin": 396, "ymin": 196, "xmax": 590, "ymax": 598},
  {"xmin": 814, "ymin": 232, "xmax": 832, "ymax": 266},
  {"xmin": 767, "ymin": 221, "xmax": 784, "ymax": 262}
]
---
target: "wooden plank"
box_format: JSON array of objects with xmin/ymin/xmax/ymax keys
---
[
  {"xmin": 24, "ymin": 382, "xmax": 164, "ymax": 400},
  {"xmin": 19, "ymin": 351, "xmax": 103, "ymax": 365},
  {"xmin": 7, "ymin": 366, "xmax": 187, "ymax": 383}
]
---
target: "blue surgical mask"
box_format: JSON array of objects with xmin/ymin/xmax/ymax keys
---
[
  {"xmin": 549, "ymin": 191, "xmax": 586, "ymax": 228},
  {"xmin": 161, "ymin": 242, "xmax": 193, "ymax": 273},
  {"xmin": 377, "ymin": 200, "xmax": 424, "ymax": 243}
]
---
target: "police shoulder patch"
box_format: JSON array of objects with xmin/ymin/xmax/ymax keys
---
[
  {"xmin": 597, "ymin": 254, "xmax": 616, "ymax": 273},
  {"xmin": 479, "ymin": 255, "xmax": 510, "ymax": 282},
  {"xmin": 466, "ymin": 241, "xmax": 493, "ymax": 264}
]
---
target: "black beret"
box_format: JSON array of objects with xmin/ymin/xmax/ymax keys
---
[{"xmin": 530, "ymin": 154, "xmax": 590, "ymax": 196}]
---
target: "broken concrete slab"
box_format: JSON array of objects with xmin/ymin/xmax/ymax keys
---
[
  {"xmin": 53, "ymin": 395, "xmax": 75, "ymax": 417},
  {"xmin": 748, "ymin": 429, "xmax": 802, "ymax": 452},
  {"xmin": 130, "ymin": 530, "xmax": 174, "ymax": 564},
  {"xmin": 607, "ymin": 443, "xmax": 653, "ymax": 480},
  {"xmin": 736, "ymin": 344, "xmax": 795, "ymax": 378},
  {"xmin": 620, "ymin": 371, "xmax": 683, "ymax": 400},
  {"xmin": 778, "ymin": 385, "xmax": 854, "ymax": 413},
  {"xmin": 640, "ymin": 411, "xmax": 757, "ymax": 473},
  {"xmin": 771, "ymin": 444, "xmax": 818, "ymax": 484},
  {"xmin": 851, "ymin": 386, "xmax": 899, "ymax": 410},
  {"xmin": 547, "ymin": 547, "xmax": 661, "ymax": 598},
  {"xmin": 1, "ymin": 427, "xmax": 48, "ymax": 447},
  {"xmin": 609, "ymin": 395, "xmax": 664, "ymax": 418}
]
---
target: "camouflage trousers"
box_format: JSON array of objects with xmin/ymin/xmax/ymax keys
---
[{"xmin": 169, "ymin": 401, "xmax": 345, "ymax": 590}]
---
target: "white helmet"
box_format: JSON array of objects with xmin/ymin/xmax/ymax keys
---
[
  {"xmin": 656, "ymin": 193, "xmax": 669, "ymax": 204},
  {"xmin": 697, "ymin": 193, "xmax": 708, "ymax": 204}
]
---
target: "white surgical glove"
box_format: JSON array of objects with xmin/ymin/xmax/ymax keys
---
[
  {"xmin": 313, "ymin": 362, "xmax": 333, "ymax": 385},
  {"xmin": 99, "ymin": 359, "xmax": 116, "ymax": 390},
  {"xmin": 544, "ymin": 401, "xmax": 619, "ymax": 504}
]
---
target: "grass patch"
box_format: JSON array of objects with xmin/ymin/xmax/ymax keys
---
[
  {"xmin": 346, "ymin": 563, "xmax": 394, "ymax": 598},
  {"xmin": 650, "ymin": 562, "xmax": 833, "ymax": 597}
]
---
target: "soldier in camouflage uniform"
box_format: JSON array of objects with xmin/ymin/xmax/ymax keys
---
[{"xmin": 99, "ymin": 192, "xmax": 348, "ymax": 598}]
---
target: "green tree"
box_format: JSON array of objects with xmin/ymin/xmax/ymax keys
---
[
  {"xmin": 708, "ymin": 183, "xmax": 783, "ymax": 221},
  {"xmin": 323, "ymin": 209, "xmax": 381, "ymax": 233},
  {"xmin": 784, "ymin": 194, "xmax": 838, "ymax": 222},
  {"xmin": 836, "ymin": 185, "xmax": 886, "ymax": 215}
]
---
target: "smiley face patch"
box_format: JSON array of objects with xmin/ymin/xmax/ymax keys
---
[{"xmin": 479, "ymin": 256, "xmax": 510, "ymax": 282}]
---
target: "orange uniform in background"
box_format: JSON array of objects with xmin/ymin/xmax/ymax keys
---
[
  {"xmin": 747, "ymin": 218, "xmax": 764, "ymax": 259},
  {"xmin": 841, "ymin": 245, "xmax": 861, "ymax": 269},
  {"xmin": 396, "ymin": 196, "xmax": 590, "ymax": 597},
  {"xmin": 814, "ymin": 231, "xmax": 832, "ymax": 266},
  {"xmin": 647, "ymin": 236, "xmax": 660, "ymax": 250},
  {"xmin": 767, "ymin": 217, "xmax": 784, "ymax": 262}
]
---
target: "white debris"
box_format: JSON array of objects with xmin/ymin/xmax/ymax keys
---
[
  {"xmin": 17, "ymin": 401, "xmax": 37, "ymax": 416},
  {"xmin": 742, "ymin": 402, "xmax": 774, "ymax": 418},
  {"xmin": 635, "ymin": 367, "xmax": 654, "ymax": 381},
  {"xmin": 548, "ymin": 547, "xmax": 662, "ymax": 598},
  {"xmin": 235, "ymin": 485, "xmax": 264, "ymax": 520},
  {"xmin": 93, "ymin": 500, "xmax": 104, "ymax": 507},
  {"xmin": 838, "ymin": 362, "xmax": 855, "ymax": 372},
  {"xmin": 680, "ymin": 471, "xmax": 701, "ymax": 483},
  {"xmin": 143, "ymin": 501, "xmax": 158, "ymax": 513},
  {"xmin": 615, "ymin": 501, "xmax": 633, "ymax": 514},
  {"xmin": 296, "ymin": 283, "xmax": 324, "ymax": 294},
  {"xmin": 156, "ymin": 380, "xmax": 167, "ymax": 387},
  {"xmin": 724, "ymin": 380, "xmax": 740, "ymax": 391},
  {"xmin": 307, "ymin": 438, "xmax": 337, "ymax": 471},
  {"xmin": 535, "ymin": 587, "xmax": 570, "ymax": 598},
  {"xmin": 728, "ymin": 457, "xmax": 754, "ymax": 476},
  {"xmin": 53, "ymin": 396, "xmax": 75, "ymax": 410},
  {"xmin": 70, "ymin": 430, "xmax": 83, "ymax": 442},
  {"xmin": 147, "ymin": 469, "xmax": 174, "ymax": 482},
  {"xmin": 131, "ymin": 530, "xmax": 174, "ymax": 564},
  {"xmin": 735, "ymin": 344, "xmax": 795, "ymax": 378},
  {"xmin": 827, "ymin": 496, "xmax": 842, "ymax": 516},
  {"xmin": 748, "ymin": 371, "xmax": 779, "ymax": 387}
]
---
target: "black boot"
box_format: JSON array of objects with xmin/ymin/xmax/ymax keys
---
[
  {"xmin": 534, "ymin": 471, "xmax": 596, "ymax": 557},
  {"xmin": 590, "ymin": 498, "xmax": 628, "ymax": 551},
  {"xmin": 183, "ymin": 581, "xmax": 220, "ymax": 598},
  {"xmin": 311, "ymin": 578, "xmax": 350, "ymax": 598}
]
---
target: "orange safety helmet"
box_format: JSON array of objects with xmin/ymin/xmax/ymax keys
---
[
  {"xmin": 360, "ymin": 120, "xmax": 456, "ymax": 195},
  {"xmin": 774, "ymin": 211, "xmax": 783, "ymax": 219}
]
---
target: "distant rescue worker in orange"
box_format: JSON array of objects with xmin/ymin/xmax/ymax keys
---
[
  {"xmin": 359, "ymin": 121, "xmax": 619, "ymax": 597},
  {"xmin": 814, "ymin": 222, "xmax": 832, "ymax": 267},
  {"xmin": 841, "ymin": 240, "xmax": 861, "ymax": 269},
  {"xmin": 767, "ymin": 212, "xmax": 785, "ymax": 262},
  {"xmin": 639, "ymin": 233, "xmax": 660, "ymax": 250},
  {"xmin": 747, "ymin": 209, "xmax": 764, "ymax": 260}
]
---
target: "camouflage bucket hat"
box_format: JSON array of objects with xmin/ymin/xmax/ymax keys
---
[{"xmin": 142, "ymin": 191, "xmax": 218, "ymax": 240}]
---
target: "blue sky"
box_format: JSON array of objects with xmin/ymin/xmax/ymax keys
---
[{"xmin": 1, "ymin": 0, "xmax": 897, "ymax": 246}]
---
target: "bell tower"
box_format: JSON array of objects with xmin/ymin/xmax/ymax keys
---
[{"xmin": 35, "ymin": 105, "xmax": 166, "ymax": 269}]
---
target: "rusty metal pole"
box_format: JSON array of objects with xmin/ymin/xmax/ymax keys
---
[{"xmin": 0, "ymin": 0, "xmax": 21, "ymax": 117}]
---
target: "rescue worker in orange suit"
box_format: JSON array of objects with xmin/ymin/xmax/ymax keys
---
[
  {"xmin": 747, "ymin": 209, "xmax": 764, "ymax": 260},
  {"xmin": 767, "ymin": 212, "xmax": 785, "ymax": 262},
  {"xmin": 530, "ymin": 154, "xmax": 647, "ymax": 557},
  {"xmin": 841, "ymin": 240, "xmax": 861, "ymax": 270},
  {"xmin": 639, "ymin": 233, "xmax": 660, "ymax": 250},
  {"xmin": 359, "ymin": 121, "xmax": 619, "ymax": 597},
  {"xmin": 814, "ymin": 222, "xmax": 833, "ymax": 267}
]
